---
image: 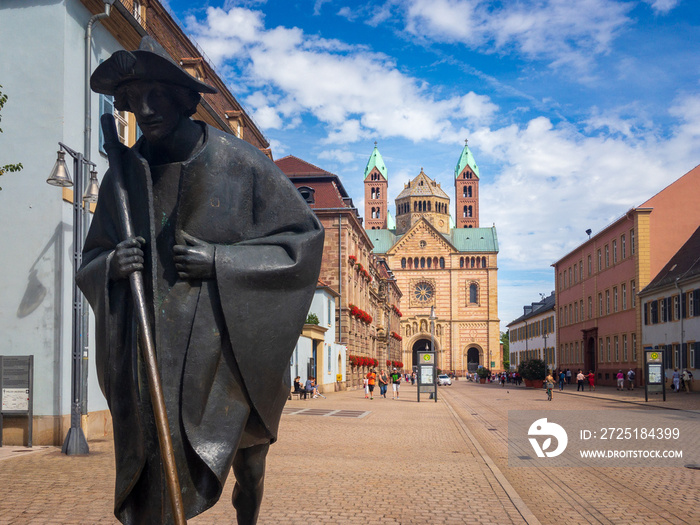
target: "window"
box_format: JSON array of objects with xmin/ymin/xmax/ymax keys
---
[
  {"xmin": 574, "ymin": 302, "xmax": 579, "ymax": 323},
  {"xmin": 563, "ymin": 306, "xmax": 568, "ymax": 326},
  {"xmin": 439, "ymin": 257, "xmax": 445, "ymax": 269},
  {"xmin": 573, "ymin": 264, "xmax": 577, "ymax": 283},
  {"xmin": 99, "ymin": 94, "xmax": 129, "ymax": 153},
  {"xmin": 621, "ymin": 235, "xmax": 626, "ymax": 259},
  {"xmin": 605, "ymin": 245, "xmax": 610, "ymax": 267},
  {"xmin": 674, "ymin": 295, "xmax": 680, "ymax": 320},
  {"xmin": 298, "ymin": 186, "xmax": 315, "ymax": 204},
  {"xmin": 674, "ymin": 344, "xmax": 679, "ymax": 368},
  {"xmin": 569, "ymin": 267, "xmax": 572, "ymax": 286},
  {"xmin": 630, "ymin": 229, "xmax": 635, "ymax": 255},
  {"xmin": 691, "ymin": 342, "xmax": 696, "ymax": 369},
  {"xmin": 598, "ymin": 293, "xmax": 603, "ymax": 316},
  {"xmin": 632, "ymin": 333, "xmax": 637, "ymax": 361},
  {"xmin": 597, "ymin": 250, "xmax": 602, "ymax": 271},
  {"xmin": 612, "ymin": 240, "xmax": 617, "ymax": 264},
  {"xmin": 623, "ymin": 334, "xmax": 628, "ymax": 361},
  {"xmin": 659, "ymin": 298, "xmax": 665, "ymax": 323},
  {"xmin": 588, "ymin": 297, "xmax": 592, "ymax": 319},
  {"xmin": 575, "ymin": 341, "xmax": 579, "ymax": 362},
  {"xmin": 606, "ymin": 337, "xmax": 611, "ymax": 362},
  {"xmin": 559, "ymin": 272, "xmax": 563, "ymax": 291},
  {"xmin": 469, "ymin": 283, "xmax": 478, "ymax": 304},
  {"xmin": 631, "ymin": 280, "xmax": 636, "ymax": 306},
  {"xmin": 588, "ymin": 255, "xmax": 592, "ymax": 276},
  {"xmin": 613, "ymin": 287, "xmax": 618, "ymax": 312},
  {"xmin": 621, "ymin": 283, "xmax": 627, "ymax": 310},
  {"xmin": 579, "ymin": 261, "xmax": 583, "ymax": 281},
  {"xmin": 690, "ymin": 292, "xmax": 695, "ymax": 317},
  {"xmin": 605, "ymin": 290, "xmax": 610, "ymax": 315},
  {"xmin": 599, "ymin": 338, "xmax": 604, "ymax": 362},
  {"xmin": 614, "ymin": 336, "xmax": 619, "ymax": 361},
  {"xmin": 401, "ymin": 258, "xmax": 406, "ymax": 268}
]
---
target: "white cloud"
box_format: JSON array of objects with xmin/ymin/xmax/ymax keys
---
[
  {"xmin": 187, "ymin": 6, "xmax": 500, "ymax": 143},
  {"xmin": 399, "ymin": 0, "xmax": 632, "ymax": 71},
  {"xmin": 318, "ymin": 149, "xmax": 357, "ymax": 163},
  {"xmin": 642, "ymin": 0, "xmax": 681, "ymax": 14}
]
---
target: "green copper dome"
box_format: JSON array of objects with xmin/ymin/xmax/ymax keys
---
[
  {"xmin": 454, "ymin": 141, "xmax": 480, "ymax": 179},
  {"xmin": 364, "ymin": 144, "xmax": 388, "ymax": 180}
]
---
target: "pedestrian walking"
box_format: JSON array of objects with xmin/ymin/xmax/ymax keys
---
[
  {"xmin": 558, "ymin": 370, "xmax": 566, "ymax": 391},
  {"xmin": 616, "ymin": 370, "xmax": 625, "ymax": 390},
  {"xmin": 390, "ymin": 368, "xmax": 401, "ymax": 399},
  {"xmin": 626, "ymin": 368, "xmax": 635, "ymax": 390},
  {"xmin": 566, "ymin": 368, "xmax": 572, "ymax": 384},
  {"xmin": 682, "ymin": 369, "xmax": 693, "ymax": 393},
  {"xmin": 587, "ymin": 370, "xmax": 596, "ymax": 391},
  {"xmin": 576, "ymin": 369, "xmax": 585, "ymax": 391},
  {"xmin": 545, "ymin": 372, "xmax": 555, "ymax": 401},
  {"xmin": 363, "ymin": 376, "xmax": 369, "ymax": 398},
  {"xmin": 378, "ymin": 369, "xmax": 389, "ymax": 398},
  {"xmin": 672, "ymin": 368, "xmax": 680, "ymax": 392},
  {"xmin": 366, "ymin": 369, "xmax": 376, "ymax": 400}
]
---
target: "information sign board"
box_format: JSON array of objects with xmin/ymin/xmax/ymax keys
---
[{"xmin": 0, "ymin": 355, "xmax": 34, "ymax": 447}]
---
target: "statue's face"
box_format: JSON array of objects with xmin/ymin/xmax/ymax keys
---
[{"xmin": 125, "ymin": 80, "xmax": 183, "ymax": 143}]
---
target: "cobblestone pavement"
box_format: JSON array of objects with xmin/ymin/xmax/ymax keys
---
[
  {"xmin": 0, "ymin": 382, "xmax": 697, "ymax": 524},
  {"xmin": 440, "ymin": 380, "xmax": 700, "ymax": 525}
]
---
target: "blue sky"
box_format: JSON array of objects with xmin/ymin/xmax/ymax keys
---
[{"xmin": 165, "ymin": 0, "xmax": 700, "ymax": 331}]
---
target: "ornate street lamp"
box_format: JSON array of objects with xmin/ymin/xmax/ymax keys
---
[{"xmin": 47, "ymin": 143, "xmax": 98, "ymax": 455}]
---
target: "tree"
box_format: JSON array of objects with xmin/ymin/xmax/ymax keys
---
[
  {"xmin": 0, "ymin": 85, "xmax": 23, "ymax": 189},
  {"xmin": 500, "ymin": 330, "xmax": 510, "ymax": 369}
]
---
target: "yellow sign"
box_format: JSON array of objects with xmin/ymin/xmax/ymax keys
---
[
  {"xmin": 650, "ymin": 352, "xmax": 659, "ymax": 360},
  {"xmin": 336, "ymin": 374, "xmax": 343, "ymax": 382},
  {"xmin": 423, "ymin": 354, "xmax": 431, "ymax": 361}
]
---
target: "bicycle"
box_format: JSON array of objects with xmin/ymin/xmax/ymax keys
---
[{"xmin": 546, "ymin": 381, "xmax": 554, "ymax": 401}]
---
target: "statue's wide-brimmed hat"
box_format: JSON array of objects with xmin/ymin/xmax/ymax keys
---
[{"xmin": 91, "ymin": 36, "xmax": 217, "ymax": 95}]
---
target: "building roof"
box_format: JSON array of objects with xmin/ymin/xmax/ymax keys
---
[
  {"xmin": 396, "ymin": 169, "xmax": 450, "ymax": 200},
  {"xmin": 454, "ymin": 141, "xmax": 480, "ymax": 179},
  {"xmin": 450, "ymin": 227, "xmax": 499, "ymax": 252},
  {"xmin": 275, "ymin": 155, "xmax": 355, "ymax": 209},
  {"xmin": 363, "ymin": 144, "xmax": 388, "ymax": 180},
  {"xmin": 641, "ymin": 225, "xmax": 700, "ymax": 294},
  {"xmin": 386, "ymin": 210, "xmax": 396, "ymax": 230},
  {"xmin": 506, "ymin": 292, "xmax": 556, "ymax": 327},
  {"xmin": 366, "ymin": 226, "xmax": 499, "ymax": 254}
]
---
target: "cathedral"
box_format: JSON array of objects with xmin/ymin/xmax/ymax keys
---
[{"xmin": 365, "ymin": 143, "xmax": 502, "ymax": 374}]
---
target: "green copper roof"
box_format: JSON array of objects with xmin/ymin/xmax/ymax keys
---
[
  {"xmin": 366, "ymin": 229, "xmax": 397, "ymax": 253},
  {"xmin": 366, "ymin": 226, "xmax": 498, "ymax": 254},
  {"xmin": 450, "ymin": 227, "xmax": 498, "ymax": 252},
  {"xmin": 454, "ymin": 142, "xmax": 480, "ymax": 179},
  {"xmin": 364, "ymin": 144, "xmax": 388, "ymax": 180},
  {"xmin": 386, "ymin": 210, "xmax": 396, "ymax": 230}
]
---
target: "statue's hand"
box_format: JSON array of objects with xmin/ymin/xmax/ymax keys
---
[
  {"xmin": 109, "ymin": 237, "xmax": 145, "ymax": 281},
  {"xmin": 173, "ymin": 232, "xmax": 215, "ymax": 280}
]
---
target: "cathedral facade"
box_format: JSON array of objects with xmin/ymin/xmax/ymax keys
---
[{"xmin": 365, "ymin": 143, "xmax": 502, "ymax": 374}]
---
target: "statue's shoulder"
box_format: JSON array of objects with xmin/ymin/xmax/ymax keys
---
[{"xmin": 201, "ymin": 123, "xmax": 273, "ymax": 170}]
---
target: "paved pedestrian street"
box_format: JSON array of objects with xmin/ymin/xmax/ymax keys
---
[{"xmin": 0, "ymin": 381, "xmax": 698, "ymax": 524}]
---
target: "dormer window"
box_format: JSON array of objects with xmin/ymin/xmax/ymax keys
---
[{"xmin": 298, "ymin": 186, "xmax": 315, "ymax": 204}]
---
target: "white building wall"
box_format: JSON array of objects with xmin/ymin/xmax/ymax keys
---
[
  {"xmin": 509, "ymin": 310, "xmax": 557, "ymax": 370},
  {"xmin": 0, "ymin": 1, "xmax": 124, "ymax": 419},
  {"xmin": 641, "ymin": 279, "xmax": 700, "ymax": 374}
]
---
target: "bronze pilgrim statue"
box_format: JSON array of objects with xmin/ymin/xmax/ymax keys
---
[{"xmin": 77, "ymin": 36, "xmax": 323, "ymax": 524}]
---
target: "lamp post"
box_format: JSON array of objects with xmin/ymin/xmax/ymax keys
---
[
  {"xmin": 430, "ymin": 305, "xmax": 437, "ymax": 402},
  {"xmin": 47, "ymin": 142, "xmax": 99, "ymax": 455}
]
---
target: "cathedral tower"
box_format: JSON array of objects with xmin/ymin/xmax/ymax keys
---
[
  {"xmin": 454, "ymin": 140, "xmax": 480, "ymax": 228},
  {"xmin": 364, "ymin": 142, "xmax": 389, "ymax": 230},
  {"xmin": 394, "ymin": 168, "xmax": 451, "ymax": 236}
]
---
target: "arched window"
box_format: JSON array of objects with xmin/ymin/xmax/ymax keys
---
[
  {"xmin": 439, "ymin": 257, "xmax": 445, "ymax": 268},
  {"xmin": 377, "ymin": 209, "xmax": 381, "ymax": 219},
  {"xmin": 408, "ymin": 258, "xmax": 413, "ymax": 269},
  {"xmin": 401, "ymin": 258, "xmax": 406, "ymax": 268},
  {"xmin": 414, "ymin": 257, "xmax": 419, "ymax": 268},
  {"xmin": 298, "ymin": 186, "xmax": 315, "ymax": 204},
  {"xmin": 469, "ymin": 283, "xmax": 478, "ymax": 304},
  {"xmin": 427, "ymin": 258, "xmax": 431, "ymax": 268},
  {"xmin": 476, "ymin": 257, "xmax": 481, "ymax": 268},
  {"xmin": 433, "ymin": 257, "xmax": 438, "ymax": 267},
  {"xmin": 463, "ymin": 206, "xmax": 468, "ymax": 217},
  {"xmin": 471, "ymin": 257, "xmax": 475, "ymax": 268},
  {"xmin": 376, "ymin": 188, "xmax": 380, "ymax": 198},
  {"xmin": 414, "ymin": 201, "xmax": 417, "ymax": 211},
  {"xmin": 460, "ymin": 257, "xmax": 464, "ymax": 268},
  {"xmin": 420, "ymin": 257, "xmax": 425, "ymax": 268},
  {"xmin": 467, "ymin": 206, "xmax": 472, "ymax": 217},
  {"xmin": 482, "ymin": 257, "xmax": 486, "ymax": 267}
]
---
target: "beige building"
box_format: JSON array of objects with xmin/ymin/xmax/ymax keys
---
[{"xmin": 365, "ymin": 144, "xmax": 501, "ymax": 374}]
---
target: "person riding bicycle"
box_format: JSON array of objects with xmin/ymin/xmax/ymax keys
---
[{"xmin": 545, "ymin": 372, "xmax": 555, "ymax": 401}]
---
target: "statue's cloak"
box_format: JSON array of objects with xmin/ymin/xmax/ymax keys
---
[{"xmin": 77, "ymin": 124, "xmax": 323, "ymax": 522}]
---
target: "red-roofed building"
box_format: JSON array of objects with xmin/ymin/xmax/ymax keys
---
[{"xmin": 276, "ymin": 156, "xmax": 403, "ymax": 390}]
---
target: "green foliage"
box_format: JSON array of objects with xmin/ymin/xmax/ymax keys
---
[
  {"xmin": 305, "ymin": 313, "xmax": 320, "ymax": 325},
  {"xmin": 518, "ymin": 358, "xmax": 546, "ymax": 380},
  {"xmin": 0, "ymin": 85, "xmax": 23, "ymax": 189},
  {"xmin": 476, "ymin": 367, "xmax": 490, "ymax": 378}
]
